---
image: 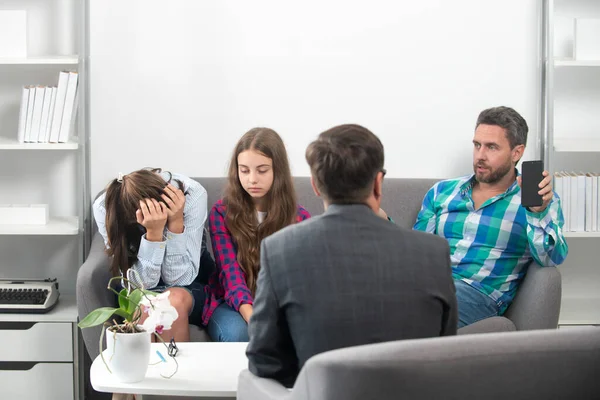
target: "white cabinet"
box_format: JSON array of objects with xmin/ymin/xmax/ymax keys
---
[
  {"xmin": 0, "ymin": 363, "xmax": 74, "ymax": 400},
  {"xmin": 0, "ymin": 322, "xmax": 73, "ymax": 362},
  {"xmin": 0, "ymin": 297, "xmax": 82, "ymax": 399}
]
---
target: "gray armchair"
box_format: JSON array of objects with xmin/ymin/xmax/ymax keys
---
[
  {"xmin": 76, "ymin": 233, "xmax": 115, "ymax": 360},
  {"xmin": 238, "ymin": 327, "xmax": 600, "ymax": 400},
  {"xmin": 458, "ymin": 263, "xmax": 562, "ymax": 334}
]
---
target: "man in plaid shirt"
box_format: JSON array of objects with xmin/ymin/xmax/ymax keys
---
[{"xmin": 414, "ymin": 106, "xmax": 568, "ymax": 328}]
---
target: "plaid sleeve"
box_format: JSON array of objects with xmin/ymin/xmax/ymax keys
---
[
  {"xmin": 209, "ymin": 201, "xmax": 254, "ymax": 310},
  {"xmin": 296, "ymin": 205, "xmax": 311, "ymax": 222},
  {"xmin": 525, "ymin": 193, "xmax": 569, "ymax": 267},
  {"xmin": 413, "ymin": 185, "xmax": 438, "ymax": 233}
]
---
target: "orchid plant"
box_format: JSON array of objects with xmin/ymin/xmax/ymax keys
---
[{"xmin": 78, "ymin": 271, "xmax": 179, "ymax": 377}]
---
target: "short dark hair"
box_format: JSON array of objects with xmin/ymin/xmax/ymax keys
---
[
  {"xmin": 476, "ymin": 106, "xmax": 529, "ymax": 149},
  {"xmin": 305, "ymin": 124, "xmax": 384, "ymax": 204}
]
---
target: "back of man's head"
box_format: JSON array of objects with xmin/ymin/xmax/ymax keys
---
[{"xmin": 305, "ymin": 124, "xmax": 384, "ymax": 204}]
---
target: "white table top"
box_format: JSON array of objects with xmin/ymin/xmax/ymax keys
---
[{"xmin": 91, "ymin": 342, "xmax": 248, "ymax": 397}]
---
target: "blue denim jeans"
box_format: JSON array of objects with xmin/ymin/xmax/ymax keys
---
[
  {"xmin": 206, "ymin": 302, "xmax": 249, "ymax": 342},
  {"xmin": 455, "ymin": 279, "xmax": 500, "ymax": 328}
]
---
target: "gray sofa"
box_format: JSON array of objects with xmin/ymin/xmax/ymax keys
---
[
  {"xmin": 238, "ymin": 327, "xmax": 600, "ymax": 400},
  {"xmin": 77, "ymin": 177, "xmax": 562, "ymax": 360}
]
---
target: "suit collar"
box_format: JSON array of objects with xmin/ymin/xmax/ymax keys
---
[{"xmin": 325, "ymin": 203, "xmax": 374, "ymax": 216}]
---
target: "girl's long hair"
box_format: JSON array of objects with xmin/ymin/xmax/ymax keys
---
[
  {"xmin": 103, "ymin": 168, "xmax": 183, "ymax": 277},
  {"xmin": 224, "ymin": 128, "xmax": 297, "ymax": 294}
]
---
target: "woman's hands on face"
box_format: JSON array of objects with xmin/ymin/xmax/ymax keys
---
[{"xmin": 136, "ymin": 199, "xmax": 168, "ymax": 241}]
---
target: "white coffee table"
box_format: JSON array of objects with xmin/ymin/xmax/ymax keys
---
[{"xmin": 91, "ymin": 342, "xmax": 248, "ymax": 398}]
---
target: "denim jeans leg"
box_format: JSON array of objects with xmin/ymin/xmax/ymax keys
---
[
  {"xmin": 455, "ymin": 279, "xmax": 500, "ymax": 328},
  {"xmin": 206, "ymin": 302, "xmax": 249, "ymax": 342}
]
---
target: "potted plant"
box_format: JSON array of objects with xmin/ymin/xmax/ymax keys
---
[{"xmin": 78, "ymin": 274, "xmax": 179, "ymax": 383}]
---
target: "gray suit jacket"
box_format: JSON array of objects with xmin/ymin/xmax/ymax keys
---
[{"xmin": 246, "ymin": 203, "xmax": 457, "ymax": 387}]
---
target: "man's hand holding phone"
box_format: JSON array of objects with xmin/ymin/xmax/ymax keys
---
[{"xmin": 518, "ymin": 161, "xmax": 553, "ymax": 213}]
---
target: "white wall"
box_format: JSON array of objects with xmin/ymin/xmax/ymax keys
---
[{"xmin": 90, "ymin": 0, "xmax": 541, "ymax": 195}]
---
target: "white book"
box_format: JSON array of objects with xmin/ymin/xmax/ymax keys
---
[
  {"xmin": 49, "ymin": 71, "xmax": 70, "ymax": 143},
  {"xmin": 24, "ymin": 86, "xmax": 36, "ymax": 142},
  {"xmin": 42, "ymin": 87, "xmax": 58, "ymax": 143},
  {"xmin": 38, "ymin": 87, "xmax": 53, "ymax": 143},
  {"xmin": 585, "ymin": 174, "xmax": 593, "ymax": 232},
  {"xmin": 562, "ymin": 172, "xmax": 571, "ymax": 232},
  {"xmin": 58, "ymin": 71, "xmax": 79, "ymax": 143},
  {"xmin": 592, "ymin": 174, "xmax": 598, "ymax": 232},
  {"xmin": 554, "ymin": 173, "xmax": 563, "ymax": 226},
  {"xmin": 30, "ymin": 87, "xmax": 47, "ymax": 144},
  {"xmin": 17, "ymin": 86, "xmax": 30, "ymax": 143},
  {"xmin": 576, "ymin": 173, "xmax": 586, "ymax": 232},
  {"xmin": 553, "ymin": 173, "xmax": 562, "ymax": 201},
  {"xmin": 569, "ymin": 172, "xmax": 578, "ymax": 232}
]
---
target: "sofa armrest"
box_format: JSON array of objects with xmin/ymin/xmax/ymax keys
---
[
  {"xmin": 237, "ymin": 370, "xmax": 292, "ymax": 400},
  {"xmin": 457, "ymin": 316, "xmax": 516, "ymax": 335},
  {"xmin": 76, "ymin": 233, "xmax": 115, "ymax": 360},
  {"xmin": 505, "ymin": 265, "xmax": 562, "ymax": 330}
]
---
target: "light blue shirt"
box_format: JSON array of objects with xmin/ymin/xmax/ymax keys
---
[{"xmin": 93, "ymin": 172, "xmax": 208, "ymax": 289}]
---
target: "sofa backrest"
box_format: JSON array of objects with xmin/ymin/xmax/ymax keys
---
[
  {"xmin": 194, "ymin": 177, "xmax": 438, "ymax": 230},
  {"xmin": 92, "ymin": 177, "xmax": 439, "ymax": 256},
  {"xmin": 290, "ymin": 327, "xmax": 600, "ymax": 400}
]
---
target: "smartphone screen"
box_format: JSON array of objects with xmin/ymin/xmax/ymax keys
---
[{"xmin": 521, "ymin": 160, "xmax": 544, "ymax": 208}]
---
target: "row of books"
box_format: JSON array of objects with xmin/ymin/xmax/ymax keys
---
[
  {"xmin": 17, "ymin": 71, "xmax": 79, "ymax": 144},
  {"xmin": 554, "ymin": 172, "xmax": 600, "ymax": 232}
]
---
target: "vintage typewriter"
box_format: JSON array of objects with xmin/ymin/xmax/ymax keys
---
[{"xmin": 0, "ymin": 278, "xmax": 60, "ymax": 313}]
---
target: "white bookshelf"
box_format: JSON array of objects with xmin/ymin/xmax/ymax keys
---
[
  {"xmin": 0, "ymin": 137, "xmax": 78, "ymax": 150},
  {"xmin": 0, "ymin": 217, "xmax": 79, "ymax": 235},
  {"xmin": 0, "ymin": 1, "xmax": 86, "ymax": 399},
  {"xmin": 545, "ymin": 0, "xmax": 600, "ymax": 330}
]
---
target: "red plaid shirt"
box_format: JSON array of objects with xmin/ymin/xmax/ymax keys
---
[{"xmin": 202, "ymin": 199, "xmax": 311, "ymax": 325}]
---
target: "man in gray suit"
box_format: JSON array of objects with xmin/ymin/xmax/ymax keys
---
[{"xmin": 246, "ymin": 124, "xmax": 457, "ymax": 387}]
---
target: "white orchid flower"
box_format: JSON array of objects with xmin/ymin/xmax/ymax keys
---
[
  {"xmin": 140, "ymin": 290, "xmax": 179, "ymax": 334},
  {"xmin": 140, "ymin": 290, "xmax": 171, "ymax": 310}
]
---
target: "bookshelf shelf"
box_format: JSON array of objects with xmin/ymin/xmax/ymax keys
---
[
  {"xmin": 555, "ymin": 58, "xmax": 600, "ymax": 67},
  {"xmin": 564, "ymin": 232, "xmax": 600, "ymax": 238},
  {"xmin": 0, "ymin": 137, "xmax": 78, "ymax": 150},
  {"xmin": 553, "ymin": 138, "xmax": 600, "ymax": 152},
  {"xmin": 0, "ymin": 217, "xmax": 79, "ymax": 235},
  {"xmin": 0, "ymin": 56, "xmax": 79, "ymax": 65}
]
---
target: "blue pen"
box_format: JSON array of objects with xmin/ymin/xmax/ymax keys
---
[{"xmin": 156, "ymin": 350, "xmax": 166, "ymax": 363}]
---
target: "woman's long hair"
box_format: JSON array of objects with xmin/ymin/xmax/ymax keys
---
[
  {"xmin": 224, "ymin": 128, "xmax": 297, "ymax": 294},
  {"xmin": 104, "ymin": 168, "xmax": 183, "ymax": 277}
]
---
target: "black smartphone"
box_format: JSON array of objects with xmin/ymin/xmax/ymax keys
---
[{"xmin": 521, "ymin": 160, "xmax": 544, "ymax": 208}]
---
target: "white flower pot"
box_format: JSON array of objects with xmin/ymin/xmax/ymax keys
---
[{"xmin": 105, "ymin": 326, "xmax": 152, "ymax": 383}]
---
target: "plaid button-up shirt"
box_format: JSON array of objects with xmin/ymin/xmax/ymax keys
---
[
  {"xmin": 413, "ymin": 174, "xmax": 568, "ymax": 312},
  {"xmin": 202, "ymin": 199, "xmax": 311, "ymax": 325}
]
